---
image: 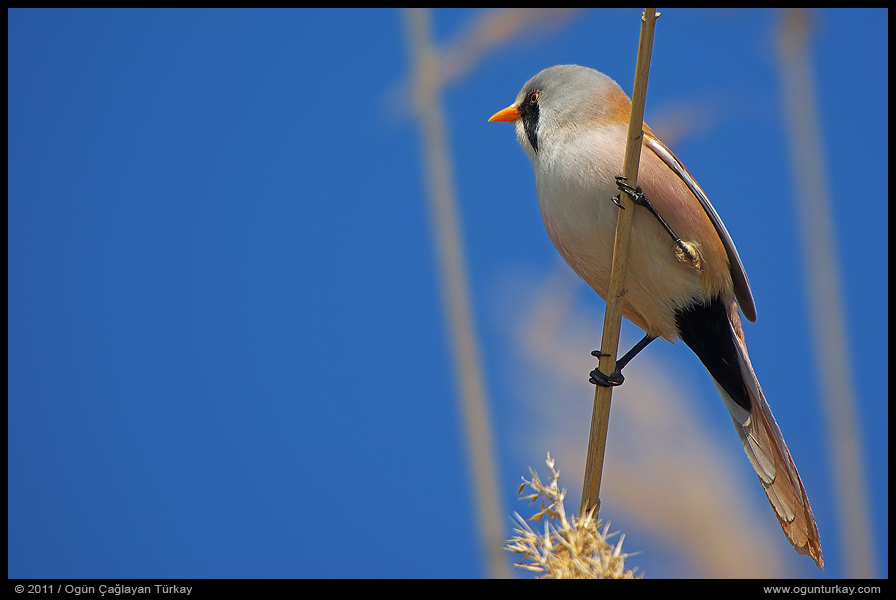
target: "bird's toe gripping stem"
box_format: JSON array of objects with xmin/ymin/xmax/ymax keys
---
[
  {"xmin": 589, "ymin": 350, "xmax": 625, "ymax": 387},
  {"xmin": 613, "ymin": 175, "xmax": 649, "ymax": 209},
  {"xmin": 612, "ymin": 175, "xmax": 699, "ymax": 265}
]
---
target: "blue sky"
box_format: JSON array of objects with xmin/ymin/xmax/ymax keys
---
[{"xmin": 8, "ymin": 9, "xmax": 887, "ymax": 578}]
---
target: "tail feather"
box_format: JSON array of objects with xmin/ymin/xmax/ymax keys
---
[
  {"xmin": 726, "ymin": 321, "xmax": 824, "ymax": 568},
  {"xmin": 677, "ymin": 295, "xmax": 823, "ymax": 568}
]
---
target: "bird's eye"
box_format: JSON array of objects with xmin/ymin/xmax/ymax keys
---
[{"xmin": 527, "ymin": 91, "xmax": 540, "ymax": 105}]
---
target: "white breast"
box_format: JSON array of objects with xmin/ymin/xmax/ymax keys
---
[{"xmin": 524, "ymin": 124, "xmax": 712, "ymax": 340}]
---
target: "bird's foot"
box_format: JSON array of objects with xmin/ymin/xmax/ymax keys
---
[
  {"xmin": 614, "ymin": 175, "xmax": 649, "ymax": 208},
  {"xmin": 589, "ymin": 350, "xmax": 625, "ymax": 387},
  {"xmin": 589, "ymin": 368, "xmax": 625, "ymax": 387},
  {"xmin": 615, "ymin": 175, "xmax": 700, "ymax": 266}
]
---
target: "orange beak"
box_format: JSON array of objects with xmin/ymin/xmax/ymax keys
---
[{"xmin": 488, "ymin": 105, "xmax": 521, "ymax": 123}]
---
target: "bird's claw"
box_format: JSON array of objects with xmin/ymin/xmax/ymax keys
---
[
  {"xmin": 589, "ymin": 350, "xmax": 624, "ymax": 386},
  {"xmin": 615, "ymin": 175, "xmax": 698, "ymax": 264},
  {"xmin": 589, "ymin": 367, "xmax": 625, "ymax": 387},
  {"xmin": 615, "ymin": 175, "xmax": 635, "ymax": 192},
  {"xmin": 614, "ymin": 175, "xmax": 648, "ymax": 207}
]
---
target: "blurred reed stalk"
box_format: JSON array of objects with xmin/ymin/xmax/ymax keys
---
[
  {"xmin": 774, "ymin": 8, "xmax": 874, "ymax": 578},
  {"xmin": 402, "ymin": 8, "xmax": 509, "ymax": 579}
]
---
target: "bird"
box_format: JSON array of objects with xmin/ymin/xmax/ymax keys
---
[{"xmin": 489, "ymin": 64, "xmax": 823, "ymax": 568}]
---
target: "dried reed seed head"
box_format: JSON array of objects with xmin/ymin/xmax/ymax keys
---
[{"xmin": 505, "ymin": 454, "xmax": 639, "ymax": 579}]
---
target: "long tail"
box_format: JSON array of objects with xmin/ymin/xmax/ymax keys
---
[
  {"xmin": 721, "ymin": 317, "xmax": 823, "ymax": 568},
  {"xmin": 677, "ymin": 296, "xmax": 824, "ymax": 568}
]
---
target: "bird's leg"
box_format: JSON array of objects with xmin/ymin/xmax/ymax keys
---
[
  {"xmin": 590, "ymin": 333, "xmax": 657, "ymax": 387},
  {"xmin": 614, "ymin": 176, "xmax": 700, "ymax": 264}
]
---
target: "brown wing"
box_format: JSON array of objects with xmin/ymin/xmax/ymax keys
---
[{"xmin": 643, "ymin": 133, "xmax": 757, "ymax": 322}]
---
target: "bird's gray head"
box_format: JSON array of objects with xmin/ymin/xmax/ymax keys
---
[{"xmin": 491, "ymin": 65, "xmax": 628, "ymax": 155}]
